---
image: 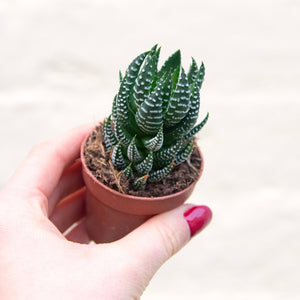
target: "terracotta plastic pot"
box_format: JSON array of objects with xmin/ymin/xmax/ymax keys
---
[{"xmin": 81, "ymin": 133, "xmax": 204, "ymax": 243}]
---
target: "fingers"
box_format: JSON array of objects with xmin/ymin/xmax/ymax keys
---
[
  {"xmin": 117, "ymin": 204, "xmax": 212, "ymax": 284},
  {"xmin": 50, "ymin": 188, "xmax": 86, "ymax": 233},
  {"xmin": 48, "ymin": 160, "xmax": 84, "ymax": 214},
  {"xmin": 7, "ymin": 123, "xmax": 95, "ymax": 211}
]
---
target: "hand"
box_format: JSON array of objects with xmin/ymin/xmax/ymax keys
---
[{"xmin": 0, "ymin": 124, "xmax": 212, "ymax": 299}]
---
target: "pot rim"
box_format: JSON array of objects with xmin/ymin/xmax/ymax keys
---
[{"xmin": 80, "ymin": 128, "xmax": 204, "ymax": 202}]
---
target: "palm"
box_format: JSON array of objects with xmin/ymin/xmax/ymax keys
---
[{"xmin": 0, "ymin": 125, "xmax": 143, "ymax": 299}]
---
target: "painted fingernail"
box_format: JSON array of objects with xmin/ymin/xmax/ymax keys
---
[{"xmin": 184, "ymin": 205, "xmax": 212, "ymax": 237}]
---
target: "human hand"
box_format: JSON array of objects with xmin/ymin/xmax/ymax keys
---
[{"xmin": 0, "ymin": 124, "xmax": 212, "ymax": 299}]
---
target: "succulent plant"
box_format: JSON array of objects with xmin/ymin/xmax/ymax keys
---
[{"xmin": 103, "ymin": 45, "xmax": 209, "ymax": 190}]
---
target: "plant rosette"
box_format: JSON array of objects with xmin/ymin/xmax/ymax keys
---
[{"xmin": 81, "ymin": 45, "xmax": 209, "ymax": 243}]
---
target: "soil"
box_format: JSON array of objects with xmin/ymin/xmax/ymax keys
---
[{"xmin": 83, "ymin": 124, "xmax": 202, "ymax": 197}]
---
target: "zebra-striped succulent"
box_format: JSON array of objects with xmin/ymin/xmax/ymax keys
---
[{"xmin": 103, "ymin": 45, "xmax": 209, "ymax": 190}]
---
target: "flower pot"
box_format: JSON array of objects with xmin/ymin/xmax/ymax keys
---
[{"xmin": 81, "ymin": 132, "xmax": 204, "ymax": 243}]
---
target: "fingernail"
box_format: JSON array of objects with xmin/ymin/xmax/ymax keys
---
[{"xmin": 184, "ymin": 206, "xmax": 212, "ymax": 237}]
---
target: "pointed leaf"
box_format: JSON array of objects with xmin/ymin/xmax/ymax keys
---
[
  {"xmin": 158, "ymin": 49, "xmax": 181, "ymax": 78},
  {"xmin": 102, "ymin": 115, "xmax": 118, "ymax": 150},
  {"xmin": 112, "ymin": 94, "xmax": 118, "ymax": 125},
  {"xmin": 135, "ymin": 79, "xmax": 164, "ymax": 135},
  {"xmin": 153, "ymin": 138, "xmax": 182, "ymax": 161},
  {"xmin": 161, "ymin": 72, "xmax": 172, "ymax": 116},
  {"xmin": 183, "ymin": 112, "xmax": 209, "ymax": 141},
  {"xmin": 150, "ymin": 46, "xmax": 161, "ymax": 91},
  {"xmin": 174, "ymin": 140, "xmax": 193, "ymax": 166},
  {"xmin": 192, "ymin": 62, "xmax": 205, "ymax": 91},
  {"xmin": 188, "ymin": 80, "xmax": 201, "ymax": 123},
  {"xmin": 132, "ymin": 49, "xmax": 159, "ymax": 110},
  {"xmin": 148, "ymin": 160, "xmax": 174, "ymax": 183},
  {"xmin": 187, "ymin": 57, "xmax": 198, "ymax": 85},
  {"xmin": 153, "ymin": 157, "xmax": 173, "ymax": 169},
  {"xmin": 164, "ymin": 68, "xmax": 191, "ymax": 127},
  {"xmin": 111, "ymin": 143, "xmax": 127, "ymax": 169},
  {"xmin": 119, "ymin": 70, "xmax": 123, "ymax": 83},
  {"xmin": 117, "ymin": 51, "xmax": 149, "ymax": 124},
  {"xmin": 127, "ymin": 135, "xmax": 143, "ymax": 163},
  {"xmin": 114, "ymin": 118, "xmax": 133, "ymax": 146},
  {"xmin": 142, "ymin": 125, "xmax": 163, "ymax": 151},
  {"xmin": 133, "ymin": 174, "xmax": 148, "ymax": 190},
  {"xmin": 151, "ymin": 44, "xmax": 158, "ymax": 52},
  {"xmin": 123, "ymin": 163, "xmax": 134, "ymax": 179},
  {"xmin": 171, "ymin": 65, "xmax": 180, "ymax": 91},
  {"xmin": 135, "ymin": 151, "xmax": 153, "ymax": 175},
  {"xmin": 165, "ymin": 85, "xmax": 200, "ymax": 140}
]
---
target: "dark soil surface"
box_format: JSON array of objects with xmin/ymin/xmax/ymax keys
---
[{"xmin": 83, "ymin": 124, "xmax": 202, "ymax": 197}]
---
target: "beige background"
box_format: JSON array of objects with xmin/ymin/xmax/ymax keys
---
[{"xmin": 0, "ymin": 0, "xmax": 299, "ymax": 299}]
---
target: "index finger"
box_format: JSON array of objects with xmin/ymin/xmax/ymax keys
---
[{"xmin": 7, "ymin": 123, "xmax": 95, "ymax": 201}]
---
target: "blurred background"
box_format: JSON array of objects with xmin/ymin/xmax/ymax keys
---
[{"xmin": 0, "ymin": 0, "xmax": 299, "ymax": 299}]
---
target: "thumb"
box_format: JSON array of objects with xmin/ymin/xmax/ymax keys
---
[{"xmin": 119, "ymin": 204, "xmax": 212, "ymax": 284}]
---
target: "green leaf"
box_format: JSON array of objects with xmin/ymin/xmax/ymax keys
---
[
  {"xmin": 142, "ymin": 125, "xmax": 163, "ymax": 151},
  {"xmin": 153, "ymin": 138, "xmax": 182, "ymax": 161},
  {"xmin": 165, "ymin": 83, "xmax": 200, "ymax": 141},
  {"xmin": 153, "ymin": 157, "xmax": 173, "ymax": 169},
  {"xmin": 127, "ymin": 135, "xmax": 143, "ymax": 163},
  {"xmin": 174, "ymin": 140, "xmax": 193, "ymax": 166},
  {"xmin": 189, "ymin": 80, "xmax": 201, "ymax": 119},
  {"xmin": 193, "ymin": 62, "xmax": 205, "ymax": 91},
  {"xmin": 151, "ymin": 44, "xmax": 158, "ymax": 52},
  {"xmin": 187, "ymin": 57, "xmax": 198, "ymax": 85},
  {"xmin": 148, "ymin": 160, "xmax": 174, "ymax": 183},
  {"xmin": 158, "ymin": 49, "xmax": 181, "ymax": 78},
  {"xmin": 111, "ymin": 143, "xmax": 128, "ymax": 169},
  {"xmin": 133, "ymin": 174, "xmax": 148, "ymax": 190},
  {"xmin": 117, "ymin": 51, "xmax": 148, "ymax": 124},
  {"xmin": 119, "ymin": 70, "xmax": 123, "ymax": 83},
  {"xmin": 123, "ymin": 163, "xmax": 134, "ymax": 179},
  {"xmin": 135, "ymin": 78, "xmax": 164, "ymax": 135},
  {"xmin": 171, "ymin": 65, "xmax": 180, "ymax": 92},
  {"xmin": 164, "ymin": 68, "xmax": 191, "ymax": 127},
  {"xmin": 134, "ymin": 151, "xmax": 153, "ymax": 175},
  {"xmin": 183, "ymin": 112, "xmax": 209, "ymax": 141},
  {"xmin": 150, "ymin": 46, "xmax": 161, "ymax": 92},
  {"xmin": 198, "ymin": 62, "xmax": 205, "ymax": 88},
  {"xmin": 112, "ymin": 95, "xmax": 118, "ymax": 124},
  {"xmin": 114, "ymin": 118, "xmax": 133, "ymax": 146},
  {"xmin": 159, "ymin": 72, "xmax": 172, "ymax": 116},
  {"xmin": 132, "ymin": 49, "xmax": 159, "ymax": 110},
  {"xmin": 102, "ymin": 115, "xmax": 118, "ymax": 150}
]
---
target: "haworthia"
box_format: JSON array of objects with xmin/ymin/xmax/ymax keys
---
[
  {"xmin": 102, "ymin": 45, "xmax": 209, "ymax": 190},
  {"xmin": 183, "ymin": 112, "xmax": 209, "ymax": 141},
  {"xmin": 102, "ymin": 115, "xmax": 118, "ymax": 150},
  {"xmin": 111, "ymin": 143, "xmax": 127, "ymax": 169},
  {"xmin": 148, "ymin": 160, "xmax": 174, "ymax": 183},
  {"xmin": 135, "ymin": 77, "xmax": 164, "ymax": 135},
  {"xmin": 164, "ymin": 68, "xmax": 190, "ymax": 127},
  {"xmin": 127, "ymin": 136, "xmax": 143, "ymax": 163},
  {"xmin": 174, "ymin": 140, "xmax": 194, "ymax": 166},
  {"xmin": 142, "ymin": 125, "xmax": 164, "ymax": 151},
  {"xmin": 134, "ymin": 151, "xmax": 153, "ymax": 175},
  {"xmin": 117, "ymin": 51, "xmax": 148, "ymax": 124}
]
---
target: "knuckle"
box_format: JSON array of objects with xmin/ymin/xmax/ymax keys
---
[
  {"xmin": 28, "ymin": 141, "xmax": 49, "ymax": 157},
  {"xmin": 26, "ymin": 188, "xmax": 49, "ymax": 216},
  {"xmin": 28, "ymin": 140, "xmax": 67, "ymax": 165}
]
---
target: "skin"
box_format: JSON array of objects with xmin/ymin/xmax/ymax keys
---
[{"xmin": 0, "ymin": 124, "xmax": 210, "ymax": 299}]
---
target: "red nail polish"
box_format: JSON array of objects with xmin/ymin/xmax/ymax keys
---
[{"xmin": 184, "ymin": 206, "xmax": 212, "ymax": 237}]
